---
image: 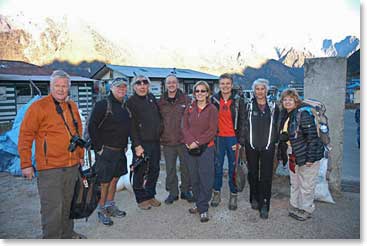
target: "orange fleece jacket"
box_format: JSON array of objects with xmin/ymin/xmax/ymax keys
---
[{"xmin": 18, "ymin": 95, "xmax": 84, "ymax": 171}]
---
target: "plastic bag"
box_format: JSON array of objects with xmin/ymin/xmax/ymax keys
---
[
  {"xmin": 314, "ymin": 158, "xmax": 335, "ymax": 204},
  {"xmin": 276, "ymin": 161, "xmax": 290, "ymax": 176},
  {"xmin": 234, "ymin": 159, "xmax": 248, "ymax": 192}
]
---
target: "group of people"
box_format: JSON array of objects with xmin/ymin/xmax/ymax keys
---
[{"xmin": 18, "ymin": 70, "xmax": 325, "ymax": 239}]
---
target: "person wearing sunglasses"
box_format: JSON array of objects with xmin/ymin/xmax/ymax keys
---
[
  {"xmin": 182, "ymin": 81, "xmax": 218, "ymax": 222},
  {"xmin": 210, "ymin": 73, "xmax": 246, "ymax": 211},
  {"xmin": 126, "ymin": 75, "xmax": 163, "ymax": 210},
  {"xmin": 88, "ymin": 77, "xmax": 131, "ymax": 226},
  {"xmin": 244, "ymin": 78, "xmax": 280, "ymax": 219},
  {"xmin": 157, "ymin": 74, "xmax": 194, "ymax": 205}
]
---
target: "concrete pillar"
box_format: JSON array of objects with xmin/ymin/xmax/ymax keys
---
[{"xmin": 304, "ymin": 57, "xmax": 347, "ymax": 193}]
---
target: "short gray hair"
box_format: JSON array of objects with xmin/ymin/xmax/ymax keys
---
[
  {"xmin": 50, "ymin": 70, "xmax": 71, "ymax": 87},
  {"xmin": 165, "ymin": 74, "xmax": 178, "ymax": 84},
  {"xmin": 252, "ymin": 78, "xmax": 269, "ymax": 92}
]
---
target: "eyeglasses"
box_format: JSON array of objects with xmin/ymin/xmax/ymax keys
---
[
  {"xmin": 135, "ymin": 79, "xmax": 149, "ymax": 85},
  {"xmin": 195, "ymin": 90, "xmax": 207, "ymax": 93}
]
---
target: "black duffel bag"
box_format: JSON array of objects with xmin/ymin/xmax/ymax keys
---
[{"xmin": 70, "ymin": 164, "xmax": 100, "ymax": 220}]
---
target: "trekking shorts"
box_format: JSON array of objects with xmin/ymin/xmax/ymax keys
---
[{"xmin": 95, "ymin": 146, "xmax": 127, "ymax": 183}]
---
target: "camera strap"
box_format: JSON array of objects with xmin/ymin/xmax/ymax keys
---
[{"xmin": 53, "ymin": 97, "xmax": 80, "ymax": 137}]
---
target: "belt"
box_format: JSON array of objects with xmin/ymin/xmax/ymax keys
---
[{"xmin": 103, "ymin": 145, "xmax": 123, "ymax": 151}]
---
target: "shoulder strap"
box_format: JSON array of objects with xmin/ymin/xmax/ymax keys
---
[
  {"xmin": 97, "ymin": 98, "xmax": 113, "ymax": 129},
  {"xmin": 248, "ymin": 101, "xmax": 254, "ymax": 149},
  {"xmin": 295, "ymin": 107, "xmax": 315, "ymax": 138}
]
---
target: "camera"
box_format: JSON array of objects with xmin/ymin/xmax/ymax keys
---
[
  {"xmin": 279, "ymin": 131, "xmax": 289, "ymax": 142},
  {"xmin": 68, "ymin": 135, "xmax": 89, "ymax": 152},
  {"xmin": 130, "ymin": 155, "xmax": 150, "ymax": 171}
]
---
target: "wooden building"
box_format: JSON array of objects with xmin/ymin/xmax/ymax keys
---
[
  {"xmin": 0, "ymin": 60, "xmax": 95, "ymax": 123},
  {"xmin": 91, "ymin": 64, "xmax": 219, "ymax": 98}
]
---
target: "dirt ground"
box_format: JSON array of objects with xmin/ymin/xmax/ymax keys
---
[{"xmin": 0, "ymin": 167, "xmax": 360, "ymax": 239}]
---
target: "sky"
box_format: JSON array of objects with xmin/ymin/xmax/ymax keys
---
[{"xmin": 0, "ymin": 0, "xmax": 361, "ymax": 69}]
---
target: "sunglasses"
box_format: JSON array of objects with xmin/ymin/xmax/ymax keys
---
[
  {"xmin": 195, "ymin": 89, "xmax": 207, "ymax": 93},
  {"xmin": 135, "ymin": 79, "xmax": 149, "ymax": 85}
]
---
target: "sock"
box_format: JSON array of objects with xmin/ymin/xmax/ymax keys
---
[
  {"xmin": 97, "ymin": 204, "xmax": 104, "ymax": 211},
  {"xmin": 105, "ymin": 200, "xmax": 115, "ymax": 208}
]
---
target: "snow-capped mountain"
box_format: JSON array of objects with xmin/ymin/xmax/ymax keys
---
[
  {"xmin": 0, "ymin": 14, "xmax": 360, "ymax": 79},
  {"xmin": 321, "ymin": 35, "xmax": 360, "ymax": 57}
]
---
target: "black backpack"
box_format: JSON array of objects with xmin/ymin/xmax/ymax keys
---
[{"xmin": 69, "ymin": 152, "xmax": 101, "ymax": 221}]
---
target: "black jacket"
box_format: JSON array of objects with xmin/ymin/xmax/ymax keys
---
[
  {"xmin": 88, "ymin": 93, "xmax": 131, "ymax": 152},
  {"xmin": 211, "ymin": 92, "xmax": 246, "ymax": 145},
  {"xmin": 127, "ymin": 92, "xmax": 162, "ymax": 147},
  {"xmin": 278, "ymin": 108, "xmax": 324, "ymax": 166},
  {"xmin": 244, "ymin": 98, "xmax": 279, "ymax": 150}
]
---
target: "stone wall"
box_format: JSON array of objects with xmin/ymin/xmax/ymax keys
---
[{"xmin": 304, "ymin": 57, "xmax": 347, "ymax": 193}]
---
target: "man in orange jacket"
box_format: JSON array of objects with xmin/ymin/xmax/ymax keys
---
[{"xmin": 18, "ymin": 70, "xmax": 86, "ymax": 239}]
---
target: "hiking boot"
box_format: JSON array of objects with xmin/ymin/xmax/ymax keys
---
[
  {"xmin": 180, "ymin": 191, "xmax": 194, "ymax": 203},
  {"xmin": 106, "ymin": 205, "xmax": 127, "ymax": 218},
  {"xmin": 200, "ymin": 212, "xmax": 209, "ymax": 223},
  {"xmin": 228, "ymin": 192, "xmax": 238, "ymax": 211},
  {"xmin": 148, "ymin": 198, "xmax": 161, "ymax": 207},
  {"xmin": 71, "ymin": 231, "xmax": 87, "ymax": 239},
  {"xmin": 250, "ymin": 200, "xmax": 259, "ymax": 210},
  {"xmin": 138, "ymin": 200, "xmax": 152, "ymax": 210},
  {"xmin": 259, "ymin": 207, "xmax": 269, "ymax": 219},
  {"xmin": 188, "ymin": 206, "xmax": 198, "ymax": 214},
  {"xmin": 298, "ymin": 210, "xmax": 312, "ymax": 219},
  {"xmin": 210, "ymin": 190, "xmax": 221, "ymax": 207},
  {"xmin": 288, "ymin": 211, "xmax": 306, "ymax": 221},
  {"xmin": 164, "ymin": 195, "xmax": 179, "ymax": 204},
  {"xmin": 288, "ymin": 205, "xmax": 301, "ymax": 216},
  {"xmin": 97, "ymin": 208, "xmax": 113, "ymax": 226}
]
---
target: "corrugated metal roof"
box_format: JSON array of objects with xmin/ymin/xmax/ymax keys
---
[
  {"xmin": 0, "ymin": 74, "xmax": 95, "ymax": 82},
  {"xmin": 106, "ymin": 64, "xmax": 218, "ymax": 80}
]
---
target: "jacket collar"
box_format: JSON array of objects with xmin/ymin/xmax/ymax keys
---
[
  {"xmin": 163, "ymin": 89, "xmax": 183, "ymax": 101},
  {"xmin": 108, "ymin": 92, "xmax": 125, "ymax": 105}
]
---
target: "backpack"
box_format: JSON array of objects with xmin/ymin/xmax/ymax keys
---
[
  {"xmin": 97, "ymin": 97, "xmax": 113, "ymax": 129},
  {"xmin": 84, "ymin": 96, "xmax": 131, "ymax": 145},
  {"xmin": 296, "ymin": 98, "xmax": 331, "ymax": 150}
]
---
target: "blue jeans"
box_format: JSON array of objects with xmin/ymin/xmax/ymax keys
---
[{"xmin": 213, "ymin": 136, "xmax": 238, "ymax": 193}]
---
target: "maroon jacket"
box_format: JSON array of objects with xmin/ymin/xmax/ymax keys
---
[
  {"xmin": 158, "ymin": 89, "xmax": 190, "ymax": 145},
  {"xmin": 182, "ymin": 102, "xmax": 218, "ymax": 146}
]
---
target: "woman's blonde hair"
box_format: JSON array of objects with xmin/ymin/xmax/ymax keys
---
[
  {"xmin": 193, "ymin": 80, "xmax": 211, "ymax": 101},
  {"xmin": 280, "ymin": 88, "xmax": 302, "ymax": 108}
]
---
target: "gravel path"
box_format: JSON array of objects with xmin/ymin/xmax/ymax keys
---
[{"xmin": 0, "ymin": 171, "xmax": 359, "ymax": 239}]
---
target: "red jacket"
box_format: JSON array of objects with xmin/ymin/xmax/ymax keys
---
[
  {"xmin": 182, "ymin": 102, "xmax": 218, "ymax": 146},
  {"xmin": 18, "ymin": 95, "xmax": 84, "ymax": 171}
]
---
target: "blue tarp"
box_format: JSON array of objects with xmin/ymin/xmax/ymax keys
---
[{"xmin": 0, "ymin": 96, "xmax": 41, "ymax": 176}]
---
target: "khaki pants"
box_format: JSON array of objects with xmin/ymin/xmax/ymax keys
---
[
  {"xmin": 289, "ymin": 161, "xmax": 320, "ymax": 214},
  {"xmin": 37, "ymin": 165, "xmax": 78, "ymax": 239}
]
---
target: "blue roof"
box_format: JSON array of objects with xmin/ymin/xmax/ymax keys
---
[{"xmin": 105, "ymin": 64, "xmax": 218, "ymax": 80}]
